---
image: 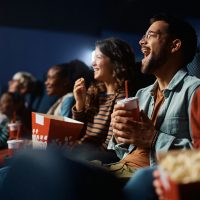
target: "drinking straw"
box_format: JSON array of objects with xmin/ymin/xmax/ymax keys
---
[
  {"xmin": 12, "ymin": 111, "xmax": 16, "ymax": 123},
  {"xmin": 125, "ymin": 80, "xmax": 128, "ymax": 98},
  {"xmin": 16, "ymin": 126, "xmax": 20, "ymax": 139},
  {"xmin": 16, "ymin": 122, "xmax": 22, "ymax": 140}
]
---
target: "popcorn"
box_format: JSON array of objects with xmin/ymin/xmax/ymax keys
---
[{"xmin": 160, "ymin": 150, "xmax": 200, "ymax": 184}]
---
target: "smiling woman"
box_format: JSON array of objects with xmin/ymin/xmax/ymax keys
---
[
  {"xmin": 45, "ymin": 63, "xmax": 75, "ymax": 118},
  {"xmin": 45, "ymin": 60, "xmax": 93, "ymax": 118},
  {"xmin": 71, "ymin": 37, "xmax": 136, "ymax": 163}
]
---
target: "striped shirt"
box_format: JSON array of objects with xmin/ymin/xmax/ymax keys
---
[
  {"xmin": 0, "ymin": 117, "xmax": 9, "ymax": 147},
  {"xmin": 72, "ymin": 91, "xmax": 125, "ymax": 150}
]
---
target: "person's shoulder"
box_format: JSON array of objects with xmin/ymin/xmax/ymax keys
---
[
  {"xmin": 184, "ymin": 74, "xmax": 200, "ymax": 88},
  {"xmin": 185, "ymin": 74, "xmax": 200, "ymax": 81},
  {"xmin": 62, "ymin": 93, "xmax": 75, "ymax": 105},
  {"xmin": 63, "ymin": 92, "xmax": 74, "ymax": 99},
  {"xmin": 134, "ymin": 84, "xmax": 155, "ymax": 103}
]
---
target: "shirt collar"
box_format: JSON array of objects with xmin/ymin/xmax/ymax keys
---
[{"xmin": 150, "ymin": 67, "xmax": 188, "ymax": 98}]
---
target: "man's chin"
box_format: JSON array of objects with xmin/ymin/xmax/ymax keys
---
[
  {"xmin": 141, "ymin": 61, "xmax": 153, "ymax": 75},
  {"xmin": 141, "ymin": 65, "xmax": 148, "ymax": 74}
]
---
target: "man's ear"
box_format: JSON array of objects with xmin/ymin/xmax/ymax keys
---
[{"xmin": 171, "ymin": 39, "xmax": 181, "ymax": 53}]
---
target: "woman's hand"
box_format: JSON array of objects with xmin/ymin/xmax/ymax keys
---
[{"xmin": 73, "ymin": 78, "xmax": 86, "ymax": 111}]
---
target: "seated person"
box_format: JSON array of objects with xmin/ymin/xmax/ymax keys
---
[
  {"xmin": 104, "ymin": 13, "xmax": 200, "ymax": 188},
  {"xmin": 8, "ymin": 71, "xmax": 37, "ymax": 111},
  {"xmin": 0, "ymin": 92, "xmax": 29, "ymax": 146},
  {"xmin": 71, "ymin": 37, "xmax": 136, "ymax": 163},
  {"xmin": 7, "ymin": 71, "xmax": 41, "ymax": 136},
  {"xmin": 45, "ymin": 60, "xmax": 92, "ymax": 118}
]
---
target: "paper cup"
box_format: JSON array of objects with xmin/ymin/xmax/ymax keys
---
[
  {"xmin": 7, "ymin": 121, "xmax": 22, "ymax": 139},
  {"xmin": 7, "ymin": 139, "xmax": 24, "ymax": 149}
]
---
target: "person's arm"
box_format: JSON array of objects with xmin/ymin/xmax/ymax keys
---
[
  {"xmin": 108, "ymin": 104, "xmax": 155, "ymax": 159},
  {"xmin": 107, "ymin": 98, "xmax": 136, "ymax": 159},
  {"xmin": 190, "ymin": 87, "xmax": 200, "ymax": 149},
  {"xmin": 71, "ymin": 105, "xmax": 86, "ymax": 123},
  {"xmin": 107, "ymin": 135, "xmax": 135, "ymax": 159},
  {"xmin": 60, "ymin": 94, "xmax": 75, "ymax": 118},
  {"xmin": 111, "ymin": 104, "xmax": 156, "ymax": 148},
  {"xmin": 0, "ymin": 120, "xmax": 9, "ymax": 147},
  {"xmin": 73, "ymin": 78, "xmax": 86, "ymax": 112},
  {"xmin": 72, "ymin": 78, "xmax": 87, "ymax": 122}
]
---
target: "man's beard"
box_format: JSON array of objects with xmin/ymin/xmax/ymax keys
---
[
  {"xmin": 141, "ymin": 57, "xmax": 158, "ymax": 75},
  {"xmin": 141, "ymin": 53, "xmax": 167, "ymax": 75}
]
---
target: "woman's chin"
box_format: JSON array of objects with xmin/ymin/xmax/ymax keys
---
[
  {"xmin": 94, "ymin": 75, "xmax": 100, "ymax": 80},
  {"xmin": 46, "ymin": 91, "xmax": 53, "ymax": 96}
]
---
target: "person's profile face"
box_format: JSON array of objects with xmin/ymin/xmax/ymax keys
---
[
  {"xmin": 92, "ymin": 47, "xmax": 115, "ymax": 83},
  {"xmin": 139, "ymin": 20, "xmax": 171, "ymax": 74},
  {"xmin": 45, "ymin": 68, "xmax": 66, "ymax": 96},
  {"xmin": 8, "ymin": 79, "xmax": 21, "ymax": 93},
  {"xmin": 0, "ymin": 93, "xmax": 14, "ymax": 115}
]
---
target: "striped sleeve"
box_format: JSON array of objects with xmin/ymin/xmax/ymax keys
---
[
  {"xmin": 0, "ymin": 120, "xmax": 9, "ymax": 147},
  {"xmin": 79, "ymin": 91, "xmax": 126, "ymax": 150},
  {"xmin": 72, "ymin": 105, "xmax": 86, "ymax": 123}
]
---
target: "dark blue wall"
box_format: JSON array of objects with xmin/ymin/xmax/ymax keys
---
[
  {"xmin": 0, "ymin": 26, "xmax": 143, "ymax": 89},
  {"xmin": 0, "ymin": 27, "xmax": 98, "ymax": 87},
  {"xmin": 0, "ymin": 17, "xmax": 199, "ymax": 89}
]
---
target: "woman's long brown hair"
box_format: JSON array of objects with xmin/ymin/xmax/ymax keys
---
[{"xmin": 85, "ymin": 37, "xmax": 136, "ymax": 113}]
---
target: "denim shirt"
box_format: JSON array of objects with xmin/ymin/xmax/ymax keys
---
[
  {"xmin": 60, "ymin": 93, "xmax": 75, "ymax": 118},
  {"xmin": 108, "ymin": 68, "xmax": 200, "ymax": 166}
]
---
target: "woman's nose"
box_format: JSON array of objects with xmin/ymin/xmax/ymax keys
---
[{"xmin": 92, "ymin": 60, "xmax": 96, "ymax": 67}]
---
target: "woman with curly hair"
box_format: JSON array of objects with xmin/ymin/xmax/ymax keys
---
[{"xmin": 72, "ymin": 37, "xmax": 136, "ymax": 163}]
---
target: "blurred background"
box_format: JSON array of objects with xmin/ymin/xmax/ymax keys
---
[{"xmin": 0, "ymin": 0, "xmax": 200, "ymax": 87}]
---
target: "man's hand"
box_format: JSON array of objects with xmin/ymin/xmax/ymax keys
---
[{"xmin": 111, "ymin": 104, "xmax": 156, "ymax": 148}]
